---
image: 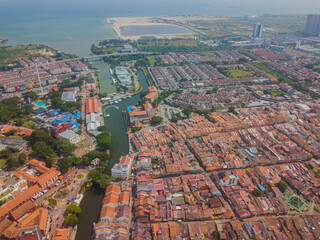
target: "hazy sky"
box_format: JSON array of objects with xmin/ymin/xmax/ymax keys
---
[{"xmin": 1, "ymin": 0, "xmax": 320, "ymax": 22}]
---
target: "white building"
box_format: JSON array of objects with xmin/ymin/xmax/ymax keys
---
[
  {"xmin": 58, "ymin": 130, "xmax": 83, "ymax": 144},
  {"xmin": 111, "ymin": 156, "xmax": 133, "ymax": 179},
  {"xmin": 219, "ymin": 175, "xmax": 239, "ymax": 187},
  {"xmin": 115, "ymin": 66, "xmax": 132, "ymax": 86}
]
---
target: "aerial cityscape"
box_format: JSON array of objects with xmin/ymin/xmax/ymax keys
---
[{"xmin": 1, "ymin": 0, "xmax": 320, "ymax": 239}]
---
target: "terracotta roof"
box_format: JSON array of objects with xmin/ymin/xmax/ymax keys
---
[
  {"xmin": 119, "ymin": 192, "xmax": 130, "ymax": 204},
  {"xmin": 52, "ymin": 228, "xmax": 72, "ymax": 240},
  {"xmin": 106, "ymin": 184, "xmax": 121, "ymax": 196},
  {"xmin": 10, "ymin": 200, "xmax": 36, "ymax": 220},
  {"xmin": 100, "ymin": 206, "xmax": 116, "ymax": 220},
  {"xmin": 17, "ymin": 207, "xmax": 48, "ymax": 232},
  {"xmin": 103, "ymin": 194, "xmax": 119, "ymax": 206},
  {"xmin": 14, "ymin": 170, "xmax": 37, "ymax": 183},
  {"xmin": 143, "ymin": 103, "xmax": 153, "ymax": 110},
  {"xmin": 0, "ymin": 218, "xmax": 12, "ymax": 233},
  {"xmin": 145, "ymin": 92, "xmax": 157, "ymax": 100},
  {"xmin": 85, "ymin": 98, "xmax": 99, "ymax": 114},
  {"xmin": 36, "ymin": 169, "xmax": 59, "ymax": 186},
  {"xmin": 0, "ymin": 185, "xmax": 40, "ymax": 218},
  {"xmin": 29, "ymin": 159, "xmax": 49, "ymax": 173},
  {"xmin": 129, "ymin": 110, "xmax": 148, "ymax": 117},
  {"xmin": 18, "ymin": 129, "xmax": 34, "ymax": 137},
  {"xmin": 120, "ymin": 156, "xmax": 131, "ymax": 165},
  {"xmin": 148, "ymin": 86, "xmax": 158, "ymax": 93}
]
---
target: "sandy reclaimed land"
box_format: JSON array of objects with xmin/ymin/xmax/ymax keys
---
[{"xmin": 107, "ymin": 17, "xmax": 193, "ymax": 40}]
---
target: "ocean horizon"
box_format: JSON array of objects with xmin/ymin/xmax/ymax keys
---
[{"xmin": 1, "ymin": 0, "xmax": 320, "ymax": 56}]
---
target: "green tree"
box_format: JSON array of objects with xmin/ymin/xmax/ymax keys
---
[
  {"xmin": 53, "ymin": 138, "xmax": 76, "ymax": 155},
  {"xmin": 97, "ymin": 126, "xmax": 107, "ymax": 132},
  {"xmin": 64, "ymin": 214, "xmax": 78, "ymax": 225},
  {"xmin": 182, "ymin": 108, "xmax": 194, "ymax": 118},
  {"xmin": 32, "ymin": 141, "xmax": 54, "ymax": 157},
  {"xmin": 88, "ymin": 170, "xmax": 113, "ymax": 189},
  {"xmin": 22, "ymin": 91, "xmax": 38, "ymax": 102},
  {"xmin": 96, "ymin": 132, "xmax": 113, "ymax": 150},
  {"xmin": 57, "ymin": 158, "xmax": 73, "ymax": 173},
  {"xmin": 212, "ymin": 230, "xmax": 220, "ymax": 240},
  {"xmin": 228, "ymin": 106, "xmax": 238, "ymax": 115},
  {"xmin": 131, "ymin": 126, "xmax": 142, "ymax": 132},
  {"xmin": 96, "ymin": 174, "xmax": 114, "ymax": 189},
  {"xmin": 26, "ymin": 128, "xmax": 53, "ymax": 145},
  {"xmin": 66, "ymin": 204, "xmax": 82, "ymax": 215},
  {"xmin": 250, "ymin": 188, "xmax": 266, "ymax": 197},
  {"xmin": 276, "ymin": 181, "xmax": 288, "ymax": 193},
  {"xmin": 18, "ymin": 153, "xmax": 27, "ymax": 165},
  {"xmin": 14, "ymin": 118, "xmax": 24, "ymax": 126},
  {"xmin": 61, "ymin": 189, "xmax": 69, "ymax": 197},
  {"xmin": 151, "ymin": 116, "xmax": 163, "ymax": 125}
]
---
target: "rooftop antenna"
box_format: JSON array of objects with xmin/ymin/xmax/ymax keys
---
[{"xmin": 35, "ymin": 63, "xmax": 43, "ymax": 94}]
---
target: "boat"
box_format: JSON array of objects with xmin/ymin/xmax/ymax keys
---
[
  {"xmin": 109, "ymin": 69, "xmax": 113, "ymax": 75},
  {"xmin": 105, "ymin": 114, "xmax": 110, "ymax": 117}
]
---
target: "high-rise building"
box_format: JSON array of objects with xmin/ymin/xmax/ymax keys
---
[
  {"xmin": 252, "ymin": 22, "xmax": 263, "ymax": 38},
  {"xmin": 305, "ymin": 14, "xmax": 320, "ymax": 36}
]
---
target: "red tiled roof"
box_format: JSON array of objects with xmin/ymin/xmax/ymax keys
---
[
  {"xmin": 0, "ymin": 185, "xmax": 40, "ymax": 218},
  {"xmin": 85, "ymin": 98, "xmax": 99, "ymax": 115}
]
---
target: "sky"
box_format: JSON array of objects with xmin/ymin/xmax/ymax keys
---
[{"xmin": 1, "ymin": 0, "xmax": 320, "ymax": 22}]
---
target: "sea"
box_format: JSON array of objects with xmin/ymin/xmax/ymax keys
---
[{"xmin": 1, "ymin": 0, "xmax": 320, "ymax": 56}]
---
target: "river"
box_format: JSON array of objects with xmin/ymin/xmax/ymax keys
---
[{"xmin": 75, "ymin": 62, "xmax": 149, "ymax": 240}]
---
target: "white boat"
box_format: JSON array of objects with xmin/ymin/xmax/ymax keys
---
[
  {"xmin": 109, "ymin": 69, "xmax": 113, "ymax": 75},
  {"xmin": 105, "ymin": 114, "xmax": 110, "ymax": 117}
]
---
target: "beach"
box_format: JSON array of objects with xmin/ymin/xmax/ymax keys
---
[{"xmin": 108, "ymin": 17, "xmax": 194, "ymax": 40}]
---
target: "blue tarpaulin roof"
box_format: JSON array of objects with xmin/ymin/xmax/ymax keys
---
[
  {"xmin": 52, "ymin": 118, "xmax": 69, "ymax": 125},
  {"xmin": 74, "ymin": 111, "xmax": 81, "ymax": 119},
  {"xmin": 50, "ymin": 110, "xmax": 61, "ymax": 115},
  {"xmin": 64, "ymin": 112, "xmax": 73, "ymax": 119},
  {"xmin": 70, "ymin": 122, "xmax": 80, "ymax": 129}
]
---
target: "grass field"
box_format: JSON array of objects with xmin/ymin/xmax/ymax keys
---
[
  {"xmin": 148, "ymin": 56, "xmax": 157, "ymax": 66},
  {"xmin": 251, "ymin": 62, "xmax": 292, "ymax": 83},
  {"xmin": 0, "ymin": 44, "xmax": 57, "ymax": 68},
  {"xmin": 198, "ymin": 52, "xmax": 217, "ymax": 59},
  {"xmin": 221, "ymin": 69, "xmax": 254, "ymax": 78},
  {"xmin": 0, "ymin": 159, "xmax": 6, "ymax": 169}
]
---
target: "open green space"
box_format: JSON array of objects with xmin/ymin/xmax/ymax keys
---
[
  {"xmin": 283, "ymin": 191, "xmax": 307, "ymax": 212},
  {"xmin": 263, "ymin": 89, "xmax": 288, "ymax": 97},
  {"xmin": 251, "ymin": 62, "xmax": 292, "ymax": 83},
  {"xmin": 148, "ymin": 56, "xmax": 157, "ymax": 66},
  {"xmin": 0, "ymin": 44, "xmax": 76, "ymax": 69},
  {"xmin": 77, "ymin": 174, "xmax": 84, "ymax": 179},
  {"xmin": 0, "ymin": 159, "xmax": 6, "ymax": 169},
  {"xmin": 220, "ymin": 69, "xmax": 254, "ymax": 78}
]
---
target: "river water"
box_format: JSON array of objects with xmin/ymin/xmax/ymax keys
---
[{"xmin": 75, "ymin": 62, "xmax": 149, "ymax": 240}]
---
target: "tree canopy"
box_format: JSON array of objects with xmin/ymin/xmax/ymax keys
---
[
  {"xmin": 96, "ymin": 132, "xmax": 113, "ymax": 150},
  {"xmin": 151, "ymin": 116, "xmax": 163, "ymax": 125}
]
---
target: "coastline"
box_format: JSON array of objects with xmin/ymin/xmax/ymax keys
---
[{"xmin": 107, "ymin": 17, "xmax": 194, "ymax": 40}]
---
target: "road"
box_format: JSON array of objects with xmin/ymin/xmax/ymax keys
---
[
  {"xmin": 49, "ymin": 169, "xmax": 88, "ymax": 237},
  {"xmin": 35, "ymin": 52, "xmax": 155, "ymax": 67},
  {"xmin": 74, "ymin": 74, "xmax": 97, "ymax": 157}
]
